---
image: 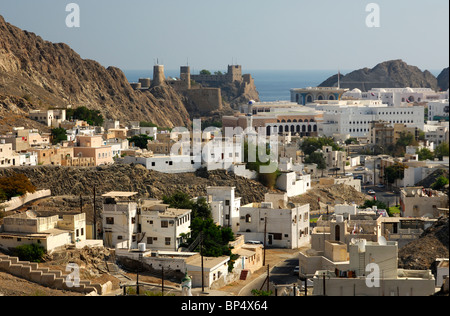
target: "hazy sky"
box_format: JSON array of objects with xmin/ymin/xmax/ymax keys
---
[{"xmin": 0, "ymin": 0, "xmax": 448, "ymax": 73}]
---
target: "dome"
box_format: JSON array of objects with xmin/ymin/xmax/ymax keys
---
[
  {"xmin": 403, "ymin": 87, "xmax": 414, "ymax": 93},
  {"xmin": 248, "ymin": 100, "xmax": 256, "ymax": 105},
  {"xmin": 352, "ymin": 88, "xmax": 362, "ymax": 93}
]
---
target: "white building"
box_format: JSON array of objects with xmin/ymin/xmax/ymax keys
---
[
  {"xmin": 238, "ymin": 193, "xmax": 310, "ymax": 249},
  {"xmin": 309, "ymin": 100, "xmax": 425, "ymax": 138},
  {"xmin": 276, "ymin": 171, "xmax": 311, "ymax": 198},
  {"xmin": 123, "ymin": 155, "xmax": 201, "ymax": 174},
  {"xmin": 428, "ymin": 100, "xmax": 449, "ymax": 121},
  {"xmin": 312, "ymin": 239, "xmax": 436, "ymax": 296},
  {"xmin": 140, "ymin": 199, "xmax": 191, "ymax": 252},
  {"xmin": 424, "ymin": 121, "xmax": 449, "ymax": 146},
  {"xmin": 344, "ymin": 87, "xmax": 446, "ymax": 106},
  {"xmin": 102, "ymin": 192, "xmax": 139, "ymax": 250},
  {"xmin": 0, "ymin": 212, "xmax": 86, "ymax": 254},
  {"xmin": 206, "ymin": 186, "xmax": 241, "ymax": 233},
  {"xmin": 102, "ymin": 192, "xmax": 192, "ymax": 252},
  {"xmin": 29, "ymin": 109, "xmax": 66, "ymax": 127}
]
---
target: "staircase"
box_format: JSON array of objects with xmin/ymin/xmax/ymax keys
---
[{"xmin": 0, "ymin": 254, "xmax": 113, "ymax": 295}]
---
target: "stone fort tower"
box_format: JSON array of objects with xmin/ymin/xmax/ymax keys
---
[
  {"xmin": 151, "ymin": 64, "xmax": 166, "ymax": 87},
  {"xmin": 180, "ymin": 66, "xmax": 191, "ymax": 90}
]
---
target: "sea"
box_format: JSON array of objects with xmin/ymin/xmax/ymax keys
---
[
  {"xmin": 123, "ymin": 69, "xmax": 340, "ymax": 102},
  {"xmin": 123, "ymin": 69, "xmax": 444, "ymax": 102}
]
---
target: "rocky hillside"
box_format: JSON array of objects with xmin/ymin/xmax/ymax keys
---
[
  {"xmin": 0, "ymin": 15, "xmax": 191, "ymax": 129},
  {"xmin": 319, "ymin": 60, "xmax": 440, "ymax": 92},
  {"xmin": 0, "ymin": 164, "xmax": 274, "ymax": 205},
  {"xmin": 437, "ymin": 67, "xmax": 449, "ymax": 91},
  {"xmin": 398, "ymin": 216, "xmax": 449, "ymax": 272}
]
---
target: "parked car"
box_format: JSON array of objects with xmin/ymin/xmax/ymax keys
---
[
  {"xmin": 377, "ymin": 184, "xmax": 385, "ymax": 188},
  {"xmin": 293, "ymin": 266, "xmax": 299, "ymax": 275},
  {"xmin": 368, "ymin": 190, "xmax": 376, "ymax": 195},
  {"xmin": 355, "ymin": 167, "xmax": 365, "ymax": 171}
]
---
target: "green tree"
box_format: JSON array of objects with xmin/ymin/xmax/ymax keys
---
[
  {"xmin": 189, "ymin": 217, "xmax": 234, "ymax": 257},
  {"xmin": 300, "ymin": 137, "xmax": 342, "ymax": 156},
  {"xmin": 66, "ymin": 106, "xmax": 104, "ymax": 126},
  {"xmin": 162, "ymin": 191, "xmax": 194, "ymax": 211},
  {"xmin": 304, "ymin": 152, "xmax": 327, "ymax": 176},
  {"xmin": 13, "ymin": 244, "xmax": 46, "ymax": 263},
  {"xmin": 51, "ymin": 128, "xmax": 67, "ymax": 145},
  {"xmin": 384, "ymin": 163, "xmax": 408, "ymax": 185},
  {"xmin": 0, "ymin": 174, "xmax": 36, "ymax": 200},
  {"xmin": 431, "ymin": 176, "xmax": 449, "ymax": 191},
  {"xmin": 360, "ymin": 199, "xmax": 387, "ymax": 210},
  {"xmin": 243, "ymin": 142, "xmax": 280, "ymax": 189},
  {"xmin": 128, "ymin": 134, "xmax": 153, "ymax": 149},
  {"xmin": 200, "ymin": 69, "xmax": 211, "ymax": 75},
  {"xmin": 416, "ymin": 148, "xmax": 434, "ymax": 161},
  {"xmin": 435, "ymin": 142, "xmax": 450, "ymax": 161}
]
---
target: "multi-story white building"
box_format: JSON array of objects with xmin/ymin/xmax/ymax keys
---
[
  {"xmin": 424, "ymin": 121, "xmax": 449, "ymax": 146},
  {"xmin": 428, "ymin": 100, "xmax": 449, "ymax": 121},
  {"xmin": 238, "ymin": 193, "xmax": 310, "ymax": 249},
  {"xmin": 309, "ymin": 100, "xmax": 425, "ymax": 138},
  {"xmin": 140, "ymin": 199, "xmax": 191, "ymax": 252},
  {"xmin": 102, "ymin": 191, "xmax": 192, "ymax": 252},
  {"xmin": 206, "ymin": 186, "xmax": 241, "ymax": 233}
]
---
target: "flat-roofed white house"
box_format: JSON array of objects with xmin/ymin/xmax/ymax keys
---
[
  {"xmin": 102, "ymin": 192, "xmax": 192, "ymax": 252},
  {"xmin": 238, "ymin": 193, "xmax": 310, "ymax": 249},
  {"xmin": 206, "ymin": 186, "xmax": 241, "ymax": 233},
  {"xmin": 0, "ymin": 211, "xmax": 86, "ymax": 254},
  {"xmin": 140, "ymin": 199, "xmax": 191, "ymax": 252},
  {"xmin": 311, "ymin": 239, "xmax": 436, "ymax": 296}
]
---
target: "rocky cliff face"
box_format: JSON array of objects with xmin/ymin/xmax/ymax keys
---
[
  {"xmin": 0, "ymin": 164, "xmax": 273, "ymax": 205},
  {"xmin": 319, "ymin": 59, "xmax": 439, "ymax": 92},
  {"xmin": 437, "ymin": 67, "xmax": 449, "ymax": 91},
  {"xmin": 0, "ymin": 15, "xmax": 191, "ymax": 128}
]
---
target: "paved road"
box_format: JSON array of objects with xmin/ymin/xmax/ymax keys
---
[
  {"xmin": 363, "ymin": 185, "xmax": 400, "ymax": 208},
  {"xmin": 238, "ymin": 252, "xmax": 306, "ymax": 296}
]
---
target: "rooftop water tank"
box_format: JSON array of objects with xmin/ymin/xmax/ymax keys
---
[{"xmin": 138, "ymin": 243, "xmax": 146, "ymax": 252}]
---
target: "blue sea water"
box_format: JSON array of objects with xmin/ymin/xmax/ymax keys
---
[
  {"xmin": 123, "ymin": 69, "xmax": 338, "ymax": 102},
  {"xmin": 123, "ymin": 69, "xmax": 444, "ymax": 102}
]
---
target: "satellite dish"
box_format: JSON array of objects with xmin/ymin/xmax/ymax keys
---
[{"xmin": 378, "ymin": 236, "xmax": 387, "ymax": 246}]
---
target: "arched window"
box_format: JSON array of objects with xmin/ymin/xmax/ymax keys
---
[
  {"xmin": 285, "ymin": 125, "xmax": 289, "ymax": 132},
  {"xmin": 302, "ymin": 125, "xmax": 306, "ymax": 132},
  {"xmin": 306, "ymin": 95, "xmax": 313, "ymax": 103},
  {"xmin": 245, "ymin": 214, "xmax": 252, "ymax": 223}
]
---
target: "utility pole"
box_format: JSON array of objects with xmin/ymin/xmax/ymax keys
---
[
  {"xmin": 93, "ymin": 187, "xmax": 97, "ymax": 240},
  {"xmin": 162, "ymin": 266, "xmax": 165, "ymax": 296},
  {"xmin": 263, "ymin": 216, "xmax": 267, "ymax": 266},
  {"xmin": 200, "ymin": 232, "xmax": 205, "ymax": 293},
  {"xmin": 266, "ymin": 265, "xmax": 270, "ymax": 293}
]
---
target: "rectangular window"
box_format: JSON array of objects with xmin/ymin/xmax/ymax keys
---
[
  {"xmin": 161, "ymin": 221, "xmax": 168, "ymax": 228},
  {"xmin": 165, "ymin": 237, "xmax": 171, "ymax": 245},
  {"xmin": 147, "ymin": 237, "xmax": 153, "ymax": 244},
  {"xmin": 106, "ymin": 217, "xmax": 114, "ymax": 225}
]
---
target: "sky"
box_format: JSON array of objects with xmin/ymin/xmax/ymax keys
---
[{"xmin": 0, "ymin": 0, "xmax": 448, "ymax": 73}]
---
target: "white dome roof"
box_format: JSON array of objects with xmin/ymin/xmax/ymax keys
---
[
  {"xmin": 403, "ymin": 87, "xmax": 414, "ymax": 93},
  {"xmin": 352, "ymin": 88, "xmax": 362, "ymax": 93}
]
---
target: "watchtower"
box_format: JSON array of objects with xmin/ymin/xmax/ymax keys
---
[
  {"xmin": 151, "ymin": 64, "xmax": 166, "ymax": 87},
  {"xmin": 180, "ymin": 66, "xmax": 191, "ymax": 90},
  {"xmin": 227, "ymin": 65, "xmax": 243, "ymax": 83}
]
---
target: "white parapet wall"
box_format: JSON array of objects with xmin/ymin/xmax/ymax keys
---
[{"xmin": 0, "ymin": 189, "xmax": 51, "ymax": 213}]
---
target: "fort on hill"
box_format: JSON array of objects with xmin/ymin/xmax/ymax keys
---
[{"xmin": 130, "ymin": 64, "xmax": 260, "ymax": 116}]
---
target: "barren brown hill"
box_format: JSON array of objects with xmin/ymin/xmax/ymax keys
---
[{"xmin": 0, "ymin": 15, "xmax": 191, "ymax": 129}]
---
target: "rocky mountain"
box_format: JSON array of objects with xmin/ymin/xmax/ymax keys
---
[
  {"xmin": 0, "ymin": 15, "xmax": 191, "ymax": 129},
  {"xmin": 319, "ymin": 59, "xmax": 440, "ymax": 92},
  {"xmin": 0, "ymin": 164, "xmax": 274, "ymax": 206},
  {"xmin": 437, "ymin": 67, "xmax": 449, "ymax": 91},
  {"xmin": 398, "ymin": 216, "xmax": 449, "ymax": 272}
]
